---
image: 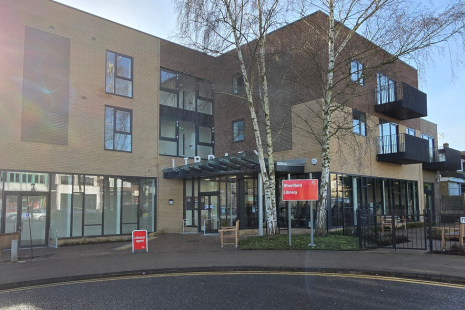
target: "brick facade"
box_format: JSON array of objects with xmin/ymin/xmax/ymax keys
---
[{"xmin": 0, "ymin": 0, "xmax": 449, "ymax": 235}]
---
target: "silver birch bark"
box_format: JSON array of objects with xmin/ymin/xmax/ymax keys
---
[{"xmin": 224, "ymin": 0, "xmax": 278, "ymax": 235}]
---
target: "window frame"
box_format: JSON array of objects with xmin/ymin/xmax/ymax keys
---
[
  {"xmin": 159, "ymin": 67, "xmax": 215, "ymax": 159},
  {"xmin": 232, "ymin": 74, "xmax": 245, "ymax": 95},
  {"xmin": 232, "ymin": 119, "xmax": 245, "ymax": 142},
  {"xmin": 352, "ymin": 110, "xmax": 367, "ymax": 136},
  {"xmin": 406, "ymin": 127, "xmax": 416, "ymax": 136},
  {"xmin": 377, "ymin": 73, "xmax": 396, "ymax": 104},
  {"xmin": 105, "ymin": 50, "xmax": 134, "ymax": 99},
  {"xmin": 350, "ymin": 60, "xmax": 365, "ymax": 86},
  {"xmin": 104, "ymin": 105, "xmax": 133, "ymax": 153}
]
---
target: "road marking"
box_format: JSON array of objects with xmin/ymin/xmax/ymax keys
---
[{"xmin": 1, "ymin": 271, "xmax": 464, "ymax": 293}]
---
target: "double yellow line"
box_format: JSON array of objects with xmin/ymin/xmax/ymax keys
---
[{"xmin": 1, "ymin": 271, "xmax": 464, "ymax": 293}]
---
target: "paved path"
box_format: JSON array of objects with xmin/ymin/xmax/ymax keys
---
[{"xmin": 0, "ymin": 233, "xmax": 464, "ymax": 289}]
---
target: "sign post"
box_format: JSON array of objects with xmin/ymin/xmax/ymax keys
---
[
  {"xmin": 461, "ymin": 217, "xmax": 465, "ymax": 224},
  {"xmin": 282, "ymin": 178, "xmax": 318, "ymax": 247},
  {"xmin": 132, "ymin": 230, "xmax": 148, "ymax": 253}
]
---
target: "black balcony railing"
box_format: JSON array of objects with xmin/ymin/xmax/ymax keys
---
[
  {"xmin": 375, "ymin": 82, "xmax": 427, "ymax": 120},
  {"xmin": 423, "ymin": 147, "xmax": 462, "ymax": 171},
  {"xmin": 376, "ymin": 133, "xmax": 430, "ymax": 164}
]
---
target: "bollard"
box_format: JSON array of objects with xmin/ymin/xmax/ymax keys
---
[{"xmin": 11, "ymin": 240, "xmax": 18, "ymax": 263}]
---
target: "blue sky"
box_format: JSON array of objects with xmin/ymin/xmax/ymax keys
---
[{"xmin": 55, "ymin": 0, "xmax": 464, "ymax": 151}]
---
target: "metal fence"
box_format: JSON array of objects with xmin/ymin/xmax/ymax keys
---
[
  {"xmin": 357, "ymin": 209, "xmax": 429, "ymax": 250},
  {"xmin": 353, "ymin": 209, "xmax": 465, "ymax": 252}
]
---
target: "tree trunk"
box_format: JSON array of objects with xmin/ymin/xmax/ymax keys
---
[
  {"xmin": 224, "ymin": 0, "xmax": 277, "ymax": 235},
  {"xmin": 316, "ymin": 0, "xmax": 335, "ymax": 236}
]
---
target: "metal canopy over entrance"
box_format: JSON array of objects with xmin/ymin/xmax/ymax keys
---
[{"xmin": 163, "ymin": 152, "xmax": 305, "ymax": 179}]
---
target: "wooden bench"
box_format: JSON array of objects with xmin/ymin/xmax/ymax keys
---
[
  {"xmin": 381, "ymin": 216, "xmax": 406, "ymax": 232},
  {"xmin": 218, "ymin": 220, "xmax": 239, "ymax": 248},
  {"xmin": 441, "ymin": 223, "xmax": 464, "ymax": 250},
  {"xmin": 0, "ymin": 232, "xmax": 20, "ymax": 257}
]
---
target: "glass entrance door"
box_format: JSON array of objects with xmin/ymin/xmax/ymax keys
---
[
  {"xmin": 199, "ymin": 195, "xmax": 219, "ymax": 232},
  {"xmin": 5, "ymin": 194, "xmax": 47, "ymax": 247}
]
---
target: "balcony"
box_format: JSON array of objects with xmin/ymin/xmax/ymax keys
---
[
  {"xmin": 377, "ymin": 134, "xmax": 430, "ymax": 164},
  {"xmin": 423, "ymin": 146, "xmax": 462, "ymax": 171},
  {"xmin": 375, "ymin": 82, "xmax": 427, "ymax": 120}
]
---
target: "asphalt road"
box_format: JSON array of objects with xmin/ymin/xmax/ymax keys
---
[{"xmin": 0, "ymin": 272, "xmax": 464, "ymax": 310}]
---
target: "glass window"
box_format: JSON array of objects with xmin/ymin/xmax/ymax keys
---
[
  {"xmin": 84, "ymin": 176, "xmax": 103, "ymax": 235},
  {"xmin": 140, "ymin": 178, "xmax": 156, "ymax": 232},
  {"xmin": 159, "ymin": 68, "xmax": 214, "ymax": 159},
  {"xmin": 199, "ymin": 126, "xmax": 212, "ymax": 143},
  {"xmin": 72, "ymin": 193, "xmax": 83, "ymax": 237},
  {"xmin": 421, "ymin": 134, "xmax": 435, "ymax": 161},
  {"xmin": 350, "ymin": 60, "xmax": 364, "ymax": 85},
  {"xmin": 160, "ymin": 119, "xmax": 177, "ymax": 138},
  {"xmin": 197, "ymin": 99, "xmax": 212, "ymax": 115},
  {"xmin": 159, "ymin": 140, "xmax": 177, "ymax": 156},
  {"xmin": 233, "ymin": 119, "xmax": 244, "ymax": 142},
  {"xmin": 105, "ymin": 106, "xmax": 132, "ymax": 152},
  {"xmin": 178, "ymin": 121, "xmax": 196, "ymax": 157},
  {"xmin": 4, "ymin": 172, "xmax": 49, "ymax": 192},
  {"xmin": 179, "ymin": 74, "xmax": 196, "ymax": 111},
  {"xmin": 50, "ymin": 174, "xmax": 72, "ymax": 238},
  {"xmin": 407, "ymin": 127, "xmax": 416, "ymax": 136},
  {"xmin": 122, "ymin": 178, "xmax": 139, "ymax": 225},
  {"xmin": 379, "ymin": 120, "xmax": 398, "ymax": 154},
  {"xmin": 377, "ymin": 73, "xmax": 396, "ymax": 104},
  {"xmin": 160, "ymin": 91, "xmax": 177, "ymax": 108},
  {"xmin": 104, "ymin": 177, "xmax": 122, "ymax": 235},
  {"xmin": 233, "ymin": 74, "xmax": 245, "ymax": 95},
  {"xmin": 199, "ymin": 81, "xmax": 212, "ymax": 98},
  {"xmin": 106, "ymin": 51, "xmax": 133, "ymax": 98},
  {"xmin": 160, "ymin": 69, "xmax": 177, "ymax": 90},
  {"xmin": 201, "ymin": 178, "xmax": 219, "ymax": 192},
  {"xmin": 198, "ymin": 145, "xmax": 213, "ymax": 159},
  {"xmin": 352, "ymin": 110, "xmax": 366, "ymax": 136}
]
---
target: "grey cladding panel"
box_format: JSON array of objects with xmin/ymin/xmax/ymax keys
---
[{"xmin": 21, "ymin": 27, "xmax": 70, "ymax": 145}]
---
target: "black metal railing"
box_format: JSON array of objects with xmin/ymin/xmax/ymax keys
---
[
  {"xmin": 376, "ymin": 133, "xmax": 430, "ymax": 164},
  {"xmin": 423, "ymin": 146, "xmax": 462, "ymax": 171},
  {"xmin": 374, "ymin": 82, "xmax": 427, "ymax": 120},
  {"xmin": 377, "ymin": 133, "xmax": 406, "ymax": 155},
  {"xmin": 358, "ymin": 209, "xmax": 429, "ymax": 250}
]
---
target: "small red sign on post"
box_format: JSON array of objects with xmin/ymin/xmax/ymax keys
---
[
  {"xmin": 282, "ymin": 179, "xmax": 318, "ymax": 201},
  {"xmin": 132, "ymin": 230, "xmax": 148, "ymax": 253}
]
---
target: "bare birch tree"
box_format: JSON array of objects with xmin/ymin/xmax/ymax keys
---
[
  {"xmin": 174, "ymin": 0, "xmax": 286, "ymax": 235},
  {"xmin": 289, "ymin": 0, "xmax": 465, "ymax": 235}
]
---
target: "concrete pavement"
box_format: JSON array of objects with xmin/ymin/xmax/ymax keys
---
[{"xmin": 1, "ymin": 233, "xmax": 464, "ymax": 290}]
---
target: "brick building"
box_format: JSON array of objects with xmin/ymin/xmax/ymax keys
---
[{"xmin": 0, "ymin": 0, "xmax": 461, "ymax": 246}]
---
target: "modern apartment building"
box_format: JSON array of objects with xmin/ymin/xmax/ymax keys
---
[{"xmin": 0, "ymin": 0, "xmax": 461, "ymax": 246}]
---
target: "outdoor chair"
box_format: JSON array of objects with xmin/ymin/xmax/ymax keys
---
[
  {"xmin": 441, "ymin": 222, "xmax": 465, "ymax": 250},
  {"xmin": 218, "ymin": 220, "xmax": 239, "ymax": 248},
  {"xmin": 381, "ymin": 215, "xmax": 406, "ymax": 232}
]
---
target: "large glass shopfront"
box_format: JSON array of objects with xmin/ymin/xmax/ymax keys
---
[
  {"xmin": 0, "ymin": 171, "xmax": 156, "ymax": 246},
  {"xmin": 329, "ymin": 173, "xmax": 419, "ymax": 228},
  {"xmin": 184, "ymin": 175, "xmax": 258, "ymax": 231}
]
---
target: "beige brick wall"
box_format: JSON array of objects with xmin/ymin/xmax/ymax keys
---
[
  {"xmin": 0, "ymin": 0, "xmax": 160, "ymax": 178},
  {"xmin": 0, "ymin": 0, "xmax": 443, "ymax": 233}
]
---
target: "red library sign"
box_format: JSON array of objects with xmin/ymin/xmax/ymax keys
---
[
  {"xmin": 282, "ymin": 179, "xmax": 318, "ymax": 201},
  {"xmin": 132, "ymin": 230, "xmax": 148, "ymax": 253}
]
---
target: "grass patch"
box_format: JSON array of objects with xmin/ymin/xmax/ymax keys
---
[{"xmin": 239, "ymin": 233, "xmax": 360, "ymax": 251}]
